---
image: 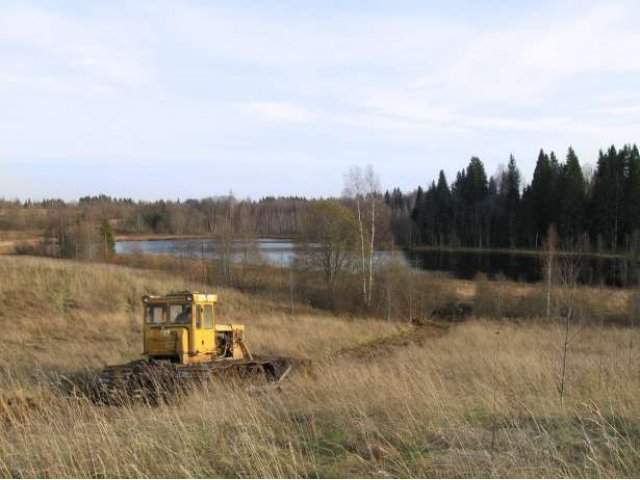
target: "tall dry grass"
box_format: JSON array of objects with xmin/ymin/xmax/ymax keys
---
[
  {"xmin": 0, "ymin": 256, "xmax": 404, "ymax": 372},
  {"xmin": 474, "ymin": 273, "xmax": 634, "ymax": 324},
  {"xmin": 0, "ymin": 256, "xmax": 639, "ymax": 477}
]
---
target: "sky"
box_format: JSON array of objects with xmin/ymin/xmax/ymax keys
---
[{"xmin": 1, "ymin": 0, "xmax": 639, "ymax": 201}]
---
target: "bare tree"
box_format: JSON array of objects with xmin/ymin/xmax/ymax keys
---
[
  {"xmin": 343, "ymin": 164, "xmax": 380, "ymax": 306},
  {"xmin": 217, "ymin": 193, "xmax": 235, "ymax": 285},
  {"xmin": 545, "ymin": 224, "xmax": 558, "ymax": 321},
  {"xmin": 344, "ymin": 166, "xmax": 368, "ymax": 304},
  {"xmin": 300, "ymin": 200, "xmax": 359, "ymax": 306},
  {"xmin": 556, "ymin": 251, "xmax": 585, "ymax": 405},
  {"xmin": 629, "ymin": 282, "xmax": 639, "ymax": 368},
  {"xmin": 364, "ymin": 165, "xmax": 380, "ymax": 305}
]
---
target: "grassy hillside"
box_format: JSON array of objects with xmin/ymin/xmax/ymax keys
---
[{"xmin": 0, "ymin": 256, "xmax": 639, "ymax": 477}]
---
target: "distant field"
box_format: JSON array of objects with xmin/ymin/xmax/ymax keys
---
[
  {"xmin": 0, "ymin": 256, "xmax": 638, "ymax": 477},
  {"xmin": 0, "ymin": 231, "xmax": 42, "ymax": 255}
]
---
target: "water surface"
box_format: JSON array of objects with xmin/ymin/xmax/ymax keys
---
[{"xmin": 115, "ymin": 238, "xmax": 636, "ymax": 286}]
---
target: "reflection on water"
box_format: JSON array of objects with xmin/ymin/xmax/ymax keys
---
[
  {"xmin": 115, "ymin": 238, "xmax": 304, "ymax": 266},
  {"xmin": 403, "ymin": 249, "xmax": 637, "ymax": 287},
  {"xmin": 115, "ymin": 239, "xmax": 636, "ymax": 286}
]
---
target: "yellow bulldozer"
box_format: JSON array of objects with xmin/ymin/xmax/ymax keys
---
[{"xmin": 93, "ymin": 291, "xmax": 308, "ymax": 404}]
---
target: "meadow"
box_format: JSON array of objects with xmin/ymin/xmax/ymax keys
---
[{"xmin": 0, "ymin": 256, "xmax": 638, "ymax": 478}]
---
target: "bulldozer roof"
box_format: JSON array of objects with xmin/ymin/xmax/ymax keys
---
[{"xmin": 142, "ymin": 292, "xmax": 218, "ymax": 304}]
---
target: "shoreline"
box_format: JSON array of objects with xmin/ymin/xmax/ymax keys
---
[
  {"xmin": 405, "ymin": 245, "xmax": 627, "ymax": 259},
  {"xmin": 1, "ymin": 230, "xmax": 632, "ymax": 260},
  {"xmin": 114, "ymin": 233, "xmax": 300, "ymax": 242}
]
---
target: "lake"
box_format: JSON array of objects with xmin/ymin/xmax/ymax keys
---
[
  {"xmin": 116, "ymin": 238, "xmax": 304, "ymax": 266},
  {"xmin": 115, "ymin": 238, "xmax": 637, "ymax": 286}
]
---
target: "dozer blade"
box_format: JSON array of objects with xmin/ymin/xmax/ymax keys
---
[{"xmin": 92, "ymin": 356, "xmax": 310, "ymax": 406}]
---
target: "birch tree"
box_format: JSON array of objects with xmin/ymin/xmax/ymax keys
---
[
  {"xmin": 343, "ymin": 164, "xmax": 380, "ymax": 306},
  {"xmin": 344, "ymin": 166, "xmax": 367, "ymax": 303}
]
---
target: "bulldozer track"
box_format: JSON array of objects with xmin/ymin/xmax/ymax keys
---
[{"xmin": 92, "ymin": 356, "xmax": 310, "ymax": 406}]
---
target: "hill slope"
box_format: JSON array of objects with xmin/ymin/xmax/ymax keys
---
[{"xmin": 0, "ymin": 256, "xmax": 638, "ymax": 477}]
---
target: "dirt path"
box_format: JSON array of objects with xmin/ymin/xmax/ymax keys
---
[{"xmin": 329, "ymin": 321, "xmax": 449, "ymax": 360}]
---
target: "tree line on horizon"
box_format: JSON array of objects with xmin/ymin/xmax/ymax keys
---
[
  {"xmin": 2, "ymin": 142, "xmax": 640, "ymax": 258},
  {"xmin": 0, "ymin": 194, "xmax": 311, "ymax": 261},
  {"xmin": 385, "ymin": 143, "xmax": 640, "ymax": 253},
  {"xmin": 0, "ymin": 195, "xmax": 309, "ymax": 237}
]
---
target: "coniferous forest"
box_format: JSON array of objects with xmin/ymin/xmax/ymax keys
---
[{"xmin": 385, "ymin": 144, "xmax": 640, "ymax": 253}]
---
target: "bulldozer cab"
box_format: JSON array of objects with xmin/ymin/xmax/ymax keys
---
[{"xmin": 141, "ymin": 292, "xmax": 248, "ymax": 365}]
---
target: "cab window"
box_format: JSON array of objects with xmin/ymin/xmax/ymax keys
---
[
  {"xmin": 204, "ymin": 305, "xmax": 213, "ymax": 329},
  {"xmin": 169, "ymin": 304, "xmax": 192, "ymax": 324},
  {"xmin": 196, "ymin": 305, "xmax": 202, "ymax": 328},
  {"xmin": 145, "ymin": 306, "xmax": 164, "ymax": 324}
]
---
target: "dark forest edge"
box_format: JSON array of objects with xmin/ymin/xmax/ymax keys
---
[
  {"xmin": 406, "ymin": 244, "xmax": 628, "ymax": 260},
  {"xmin": 392, "ymin": 143, "xmax": 640, "ymax": 255}
]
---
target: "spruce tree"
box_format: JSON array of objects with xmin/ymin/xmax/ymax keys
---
[
  {"xmin": 623, "ymin": 144, "xmax": 640, "ymax": 246},
  {"xmin": 410, "ymin": 186, "xmax": 424, "ymax": 244},
  {"xmin": 421, "ymin": 182, "xmax": 438, "ymax": 245},
  {"xmin": 590, "ymin": 146, "xmax": 625, "ymax": 250},
  {"xmin": 518, "ymin": 185, "xmax": 536, "ymax": 248},
  {"xmin": 434, "ymin": 171, "xmax": 452, "ymax": 246},
  {"xmin": 99, "ymin": 218, "xmax": 115, "ymax": 258},
  {"xmin": 458, "ymin": 157, "xmax": 488, "ymax": 247},
  {"xmin": 486, "ymin": 176, "xmax": 499, "ymax": 248},
  {"xmin": 503, "ymin": 155, "xmax": 521, "ymax": 248},
  {"xmin": 530, "ymin": 149, "xmax": 557, "ymax": 244},
  {"xmin": 558, "ymin": 147, "xmax": 586, "ymax": 243}
]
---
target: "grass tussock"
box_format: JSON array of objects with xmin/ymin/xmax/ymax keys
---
[{"xmin": 0, "ymin": 256, "xmax": 639, "ymax": 477}]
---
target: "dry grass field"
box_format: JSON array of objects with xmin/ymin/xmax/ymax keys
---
[{"xmin": 0, "ymin": 256, "xmax": 639, "ymax": 478}]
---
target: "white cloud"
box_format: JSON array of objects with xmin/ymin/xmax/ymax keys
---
[
  {"xmin": 0, "ymin": 6, "xmax": 151, "ymax": 94},
  {"xmin": 591, "ymin": 105, "xmax": 640, "ymax": 115},
  {"xmin": 168, "ymin": 0, "xmax": 640, "ymax": 141},
  {"xmin": 239, "ymin": 102, "xmax": 318, "ymax": 123},
  {"xmin": 0, "ymin": 73, "xmax": 117, "ymax": 97},
  {"xmin": 1, "ymin": 0, "xmax": 639, "ymax": 198}
]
